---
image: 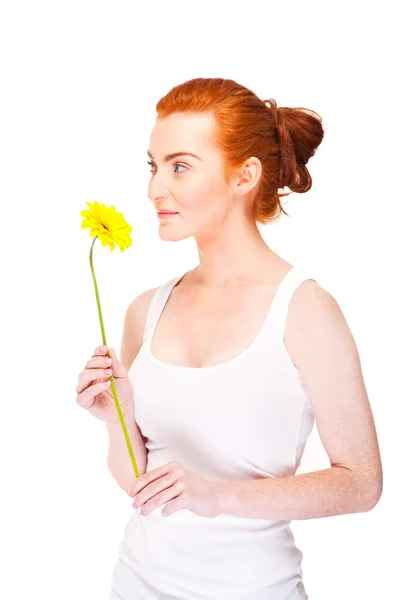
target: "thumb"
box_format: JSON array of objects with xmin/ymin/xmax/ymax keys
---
[
  {"xmin": 108, "ymin": 347, "xmax": 126, "ymax": 377},
  {"xmin": 107, "ymin": 347, "xmax": 118, "ymax": 359}
]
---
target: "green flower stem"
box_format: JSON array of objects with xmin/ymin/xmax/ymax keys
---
[{"xmin": 90, "ymin": 236, "xmax": 141, "ymax": 480}]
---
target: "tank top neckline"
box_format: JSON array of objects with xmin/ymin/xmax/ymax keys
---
[{"xmin": 143, "ymin": 266, "xmax": 296, "ymax": 372}]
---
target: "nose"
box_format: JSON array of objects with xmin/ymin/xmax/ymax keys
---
[{"xmin": 148, "ymin": 171, "xmax": 170, "ymax": 204}]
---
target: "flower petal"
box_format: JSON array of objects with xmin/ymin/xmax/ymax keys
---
[{"xmin": 80, "ymin": 201, "xmax": 133, "ymax": 251}]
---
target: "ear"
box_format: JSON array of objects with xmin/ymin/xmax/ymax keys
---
[{"xmin": 230, "ymin": 156, "xmax": 262, "ymax": 197}]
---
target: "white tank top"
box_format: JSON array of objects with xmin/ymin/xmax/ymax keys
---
[{"xmin": 110, "ymin": 266, "xmax": 316, "ymax": 600}]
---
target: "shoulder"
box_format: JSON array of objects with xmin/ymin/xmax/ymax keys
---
[
  {"xmin": 285, "ymin": 279, "xmax": 357, "ymax": 372},
  {"xmin": 125, "ymin": 286, "xmax": 160, "ymax": 334},
  {"xmin": 119, "ymin": 286, "xmax": 159, "ymax": 370},
  {"xmin": 289, "ymin": 278, "xmax": 347, "ymax": 330},
  {"xmin": 124, "ymin": 273, "xmax": 178, "ymax": 341}
]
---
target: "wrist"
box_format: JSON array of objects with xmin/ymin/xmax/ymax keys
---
[
  {"xmin": 214, "ymin": 480, "xmax": 241, "ymax": 517},
  {"xmin": 105, "ymin": 410, "xmax": 135, "ymax": 432}
]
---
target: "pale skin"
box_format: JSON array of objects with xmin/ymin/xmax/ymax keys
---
[{"xmin": 126, "ymin": 111, "xmax": 383, "ymax": 520}]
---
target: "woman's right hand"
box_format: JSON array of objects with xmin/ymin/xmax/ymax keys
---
[{"xmin": 75, "ymin": 345, "xmax": 134, "ymax": 424}]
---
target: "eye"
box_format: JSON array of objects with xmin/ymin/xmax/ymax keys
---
[
  {"xmin": 147, "ymin": 161, "xmax": 187, "ymax": 174},
  {"xmin": 173, "ymin": 163, "xmax": 187, "ymax": 173}
]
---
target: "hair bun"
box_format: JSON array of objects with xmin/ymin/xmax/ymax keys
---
[{"xmin": 263, "ymin": 98, "xmax": 324, "ymax": 191}]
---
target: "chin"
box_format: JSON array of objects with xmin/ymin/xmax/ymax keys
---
[{"xmin": 158, "ymin": 228, "xmax": 192, "ymax": 242}]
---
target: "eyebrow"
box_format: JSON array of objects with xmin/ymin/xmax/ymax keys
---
[{"xmin": 147, "ymin": 150, "xmax": 202, "ymax": 162}]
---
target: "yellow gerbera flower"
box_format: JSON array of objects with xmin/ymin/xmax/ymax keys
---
[
  {"xmin": 80, "ymin": 200, "xmax": 132, "ymax": 252},
  {"xmin": 80, "ymin": 200, "xmax": 141, "ymax": 487}
]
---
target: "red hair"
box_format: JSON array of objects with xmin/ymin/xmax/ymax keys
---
[{"xmin": 155, "ymin": 77, "xmax": 324, "ymax": 225}]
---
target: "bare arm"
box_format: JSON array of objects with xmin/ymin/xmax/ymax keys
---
[
  {"xmin": 106, "ymin": 286, "xmax": 158, "ymax": 494},
  {"xmin": 215, "ymin": 282, "xmax": 383, "ymax": 519}
]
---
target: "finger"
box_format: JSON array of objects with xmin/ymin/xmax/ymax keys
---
[
  {"xmin": 94, "ymin": 344, "xmax": 107, "ymax": 357},
  {"xmin": 76, "ymin": 367, "xmax": 112, "ymax": 395},
  {"xmin": 86, "ymin": 355, "xmax": 112, "ymax": 370},
  {"xmin": 129, "ymin": 466, "xmax": 176, "ymax": 498},
  {"xmin": 133, "ymin": 473, "xmax": 178, "ymax": 508},
  {"xmin": 161, "ymin": 495, "xmax": 186, "ymax": 518},
  {"xmin": 76, "ymin": 379, "xmax": 111, "ymax": 409},
  {"xmin": 138, "ymin": 483, "xmax": 181, "ymax": 515},
  {"xmin": 129, "ymin": 466, "xmax": 163, "ymax": 497}
]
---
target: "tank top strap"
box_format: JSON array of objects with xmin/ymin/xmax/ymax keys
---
[
  {"xmin": 142, "ymin": 272, "xmax": 186, "ymax": 346},
  {"xmin": 141, "ymin": 267, "xmax": 317, "ymax": 347},
  {"xmin": 265, "ymin": 266, "xmax": 317, "ymax": 342}
]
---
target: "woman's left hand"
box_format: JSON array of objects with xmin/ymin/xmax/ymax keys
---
[{"xmin": 128, "ymin": 461, "xmax": 220, "ymax": 518}]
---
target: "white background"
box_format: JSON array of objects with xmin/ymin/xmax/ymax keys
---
[{"xmin": 1, "ymin": 1, "xmax": 397, "ymax": 599}]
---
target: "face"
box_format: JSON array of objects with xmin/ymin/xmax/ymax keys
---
[{"xmin": 147, "ymin": 112, "xmax": 240, "ymax": 242}]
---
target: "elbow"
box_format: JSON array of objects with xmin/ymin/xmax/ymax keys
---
[
  {"xmin": 361, "ymin": 477, "xmax": 383, "ymax": 512},
  {"xmin": 350, "ymin": 464, "xmax": 383, "ymax": 512},
  {"xmin": 363, "ymin": 487, "xmax": 383, "ymax": 511}
]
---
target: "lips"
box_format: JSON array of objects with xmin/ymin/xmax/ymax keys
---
[{"xmin": 158, "ymin": 210, "xmax": 178, "ymax": 214}]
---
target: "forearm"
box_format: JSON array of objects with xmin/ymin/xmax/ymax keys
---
[
  {"xmin": 106, "ymin": 410, "xmax": 148, "ymax": 494},
  {"xmin": 215, "ymin": 466, "xmax": 377, "ymax": 520}
]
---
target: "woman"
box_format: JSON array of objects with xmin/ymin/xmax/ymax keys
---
[{"xmin": 76, "ymin": 77, "xmax": 383, "ymax": 599}]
